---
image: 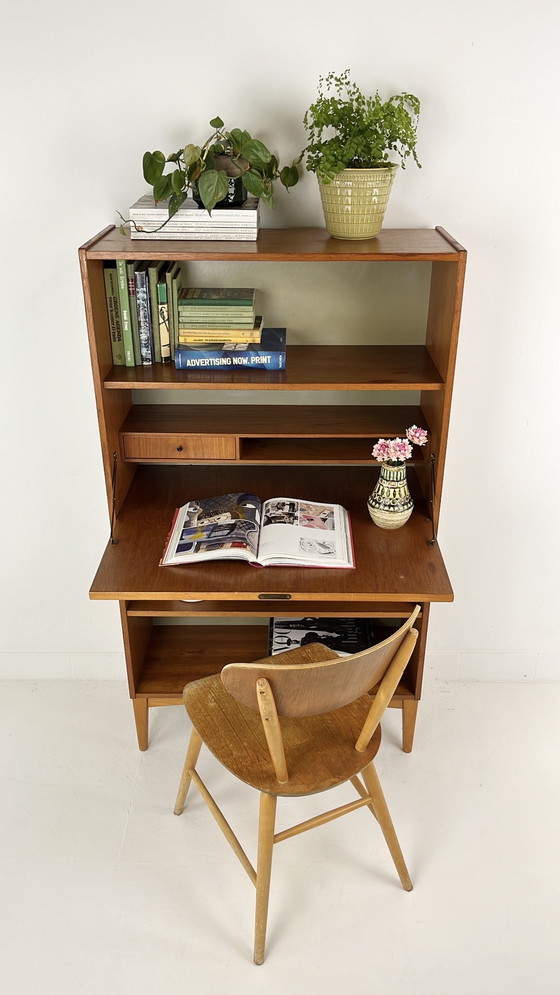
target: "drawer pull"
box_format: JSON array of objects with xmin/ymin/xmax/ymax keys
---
[{"xmin": 176, "ymin": 445, "xmax": 183, "ymax": 453}]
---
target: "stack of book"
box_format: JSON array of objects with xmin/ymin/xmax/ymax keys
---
[
  {"xmin": 103, "ymin": 259, "xmax": 183, "ymax": 366},
  {"xmin": 128, "ymin": 195, "xmax": 260, "ymax": 241},
  {"xmin": 174, "ymin": 287, "xmax": 286, "ymax": 371}
]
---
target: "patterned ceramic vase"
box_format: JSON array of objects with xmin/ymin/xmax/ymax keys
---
[{"xmin": 367, "ymin": 461, "xmax": 413, "ymax": 529}]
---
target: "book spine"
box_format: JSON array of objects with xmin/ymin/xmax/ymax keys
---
[
  {"xmin": 157, "ymin": 279, "xmax": 171, "ymax": 363},
  {"xmin": 171, "ymin": 267, "xmax": 183, "ymax": 359},
  {"xmin": 130, "ymin": 230, "xmax": 258, "ymax": 241},
  {"xmin": 177, "ymin": 332, "xmax": 262, "ymax": 344},
  {"xmin": 126, "ymin": 261, "xmax": 141, "ymax": 365},
  {"xmin": 148, "ymin": 263, "xmax": 162, "ymax": 363},
  {"xmin": 104, "ymin": 264, "xmax": 125, "ymax": 365},
  {"xmin": 116, "ymin": 259, "xmax": 135, "ymax": 366},
  {"xmin": 174, "ymin": 349, "xmax": 286, "ymax": 371},
  {"xmin": 134, "ymin": 268, "xmax": 153, "ymax": 365}
]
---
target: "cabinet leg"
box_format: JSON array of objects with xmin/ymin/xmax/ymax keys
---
[
  {"xmin": 132, "ymin": 698, "xmax": 149, "ymax": 751},
  {"xmin": 402, "ymin": 699, "xmax": 419, "ymax": 753}
]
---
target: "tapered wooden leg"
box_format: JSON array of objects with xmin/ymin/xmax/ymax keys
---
[
  {"xmin": 173, "ymin": 728, "xmax": 203, "ymax": 815},
  {"xmin": 402, "ymin": 699, "xmax": 419, "ymax": 753},
  {"xmin": 132, "ymin": 698, "xmax": 149, "ymax": 752},
  {"xmin": 361, "ymin": 762, "xmax": 413, "ymax": 891},
  {"xmin": 253, "ymin": 792, "xmax": 277, "ymax": 965}
]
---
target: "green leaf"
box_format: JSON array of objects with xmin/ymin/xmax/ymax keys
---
[
  {"xmin": 153, "ymin": 174, "xmax": 173, "ymax": 203},
  {"xmin": 197, "ymin": 168, "xmax": 229, "ymax": 212},
  {"xmin": 143, "ymin": 151, "xmax": 165, "ymax": 184},
  {"xmin": 168, "ymin": 191, "xmax": 188, "ymax": 218},
  {"xmin": 183, "ymin": 143, "xmax": 201, "ymax": 167},
  {"xmin": 242, "ymin": 138, "xmax": 272, "ymax": 168},
  {"xmin": 241, "ymin": 169, "xmax": 266, "ymax": 199},
  {"xmin": 209, "ymin": 116, "xmax": 224, "ymax": 130},
  {"xmin": 171, "ymin": 169, "xmax": 185, "ymax": 194},
  {"xmin": 280, "ymin": 164, "xmax": 299, "ymax": 190}
]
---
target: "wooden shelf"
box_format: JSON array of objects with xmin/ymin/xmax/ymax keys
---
[
  {"xmin": 133, "ymin": 623, "xmax": 416, "ymax": 699},
  {"xmin": 119, "ymin": 403, "xmax": 433, "ymax": 465},
  {"xmin": 83, "ymin": 225, "xmax": 465, "ymax": 262},
  {"xmin": 126, "ymin": 600, "xmax": 420, "ymax": 618},
  {"xmin": 105, "ymin": 345, "xmax": 444, "ymax": 391}
]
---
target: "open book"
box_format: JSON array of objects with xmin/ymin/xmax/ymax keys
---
[{"xmin": 160, "ymin": 492, "xmax": 354, "ymax": 569}]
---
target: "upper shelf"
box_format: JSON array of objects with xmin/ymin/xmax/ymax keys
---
[
  {"xmin": 104, "ymin": 345, "xmax": 444, "ymax": 391},
  {"xmin": 80, "ymin": 225, "xmax": 466, "ymax": 262}
]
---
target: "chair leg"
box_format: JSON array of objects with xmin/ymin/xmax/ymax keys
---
[
  {"xmin": 253, "ymin": 792, "xmax": 277, "ymax": 965},
  {"xmin": 360, "ymin": 762, "xmax": 413, "ymax": 892},
  {"xmin": 173, "ymin": 727, "xmax": 203, "ymax": 815}
]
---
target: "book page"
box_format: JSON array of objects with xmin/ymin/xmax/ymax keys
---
[
  {"xmin": 257, "ymin": 498, "xmax": 353, "ymax": 567},
  {"xmin": 161, "ymin": 492, "xmax": 261, "ymax": 565}
]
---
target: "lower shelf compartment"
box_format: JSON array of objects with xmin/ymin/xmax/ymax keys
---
[{"xmin": 131, "ymin": 620, "xmax": 415, "ymax": 699}]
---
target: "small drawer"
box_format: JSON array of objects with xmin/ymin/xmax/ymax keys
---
[{"xmin": 121, "ymin": 434, "xmax": 237, "ymax": 462}]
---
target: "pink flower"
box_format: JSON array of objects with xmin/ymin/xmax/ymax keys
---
[
  {"xmin": 391, "ymin": 438, "xmax": 413, "ymax": 461},
  {"xmin": 371, "ymin": 425, "xmax": 429, "ymax": 464},
  {"xmin": 406, "ymin": 425, "xmax": 428, "ymax": 447},
  {"xmin": 372, "ymin": 439, "xmax": 392, "ymax": 461}
]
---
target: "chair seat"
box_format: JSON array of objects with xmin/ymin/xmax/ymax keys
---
[{"xmin": 184, "ymin": 675, "xmax": 381, "ymax": 796}]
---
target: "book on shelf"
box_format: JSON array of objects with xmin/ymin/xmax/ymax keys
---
[
  {"xmin": 134, "ymin": 262, "xmax": 154, "ymax": 365},
  {"xmin": 156, "ymin": 265, "xmax": 172, "ymax": 363},
  {"xmin": 126, "ymin": 260, "xmax": 141, "ymax": 364},
  {"xmin": 116, "ymin": 259, "xmax": 135, "ymax": 367},
  {"xmin": 103, "ymin": 263, "xmax": 125, "ymax": 365},
  {"xmin": 174, "ymin": 328, "xmax": 286, "ymax": 370},
  {"xmin": 168, "ymin": 262, "xmax": 183, "ymax": 356},
  {"xmin": 148, "ymin": 261, "xmax": 165, "ymax": 363},
  {"xmin": 268, "ymin": 617, "xmax": 378, "ymax": 657},
  {"xmin": 160, "ymin": 492, "xmax": 354, "ymax": 569},
  {"xmin": 179, "ymin": 287, "xmax": 256, "ymax": 306},
  {"xmin": 178, "ymin": 317, "xmax": 263, "ymax": 344},
  {"xmin": 129, "ymin": 195, "xmax": 260, "ymax": 242}
]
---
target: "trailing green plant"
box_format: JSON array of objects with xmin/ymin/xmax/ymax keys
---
[
  {"xmin": 139, "ymin": 116, "xmax": 299, "ymax": 218},
  {"xmin": 300, "ymin": 70, "xmax": 421, "ymax": 183}
]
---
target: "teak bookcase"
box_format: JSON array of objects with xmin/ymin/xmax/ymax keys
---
[{"xmin": 79, "ymin": 226, "xmax": 466, "ymax": 752}]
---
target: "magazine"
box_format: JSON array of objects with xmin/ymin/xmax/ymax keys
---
[
  {"xmin": 269, "ymin": 617, "xmax": 377, "ymax": 657},
  {"xmin": 160, "ymin": 492, "xmax": 354, "ymax": 569}
]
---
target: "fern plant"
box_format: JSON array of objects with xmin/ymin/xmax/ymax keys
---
[{"xmin": 300, "ymin": 71, "xmax": 421, "ymax": 183}]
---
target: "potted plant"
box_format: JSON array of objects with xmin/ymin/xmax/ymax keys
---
[
  {"xmin": 299, "ymin": 70, "xmax": 421, "ymax": 239},
  {"xmin": 141, "ymin": 116, "xmax": 299, "ymax": 219}
]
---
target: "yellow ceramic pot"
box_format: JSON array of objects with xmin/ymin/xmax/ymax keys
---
[{"xmin": 318, "ymin": 165, "xmax": 398, "ymax": 239}]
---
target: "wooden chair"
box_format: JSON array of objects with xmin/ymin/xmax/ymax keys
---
[{"xmin": 174, "ymin": 606, "xmax": 420, "ymax": 964}]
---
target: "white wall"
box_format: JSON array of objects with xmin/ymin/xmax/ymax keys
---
[{"xmin": 1, "ymin": 0, "xmax": 558, "ymax": 681}]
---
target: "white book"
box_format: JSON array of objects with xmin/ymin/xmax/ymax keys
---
[
  {"xmin": 130, "ymin": 229, "xmax": 259, "ymax": 241},
  {"xmin": 130, "ymin": 194, "xmax": 259, "ymax": 221}
]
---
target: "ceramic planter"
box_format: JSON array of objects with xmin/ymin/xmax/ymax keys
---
[{"xmin": 318, "ymin": 165, "xmax": 398, "ymax": 239}]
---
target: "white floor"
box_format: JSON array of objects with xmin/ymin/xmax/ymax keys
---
[{"xmin": 1, "ymin": 678, "xmax": 559, "ymax": 995}]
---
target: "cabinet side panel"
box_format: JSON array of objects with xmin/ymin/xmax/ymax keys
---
[
  {"xmin": 79, "ymin": 252, "xmax": 136, "ymax": 518},
  {"xmin": 422, "ymin": 256, "xmax": 467, "ymax": 526},
  {"xmin": 119, "ymin": 602, "xmax": 152, "ymax": 698}
]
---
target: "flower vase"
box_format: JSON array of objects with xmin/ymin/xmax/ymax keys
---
[{"xmin": 367, "ymin": 461, "xmax": 413, "ymax": 529}]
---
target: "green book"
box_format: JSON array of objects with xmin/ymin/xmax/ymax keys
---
[
  {"xmin": 126, "ymin": 260, "xmax": 141, "ymax": 364},
  {"xmin": 103, "ymin": 263, "xmax": 125, "ymax": 365},
  {"xmin": 157, "ymin": 265, "xmax": 172, "ymax": 363},
  {"xmin": 148, "ymin": 261, "xmax": 164, "ymax": 363},
  {"xmin": 116, "ymin": 259, "xmax": 135, "ymax": 366},
  {"xmin": 179, "ymin": 287, "xmax": 255, "ymax": 306},
  {"xmin": 169, "ymin": 264, "xmax": 183, "ymax": 357}
]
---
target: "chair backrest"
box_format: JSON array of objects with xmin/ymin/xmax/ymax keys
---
[{"xmin": 221, "ymin": 605, "xmax": 420, "ymax": 719}]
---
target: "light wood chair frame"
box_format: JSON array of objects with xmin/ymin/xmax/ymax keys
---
[{"xmin": 174, "ymin": 607, "xmax": 420, "ymax": 964}]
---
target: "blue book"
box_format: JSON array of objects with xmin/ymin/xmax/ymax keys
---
[{"xmin": 174, "ymin": 328, "xmax": 286, "ymax": 371}]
